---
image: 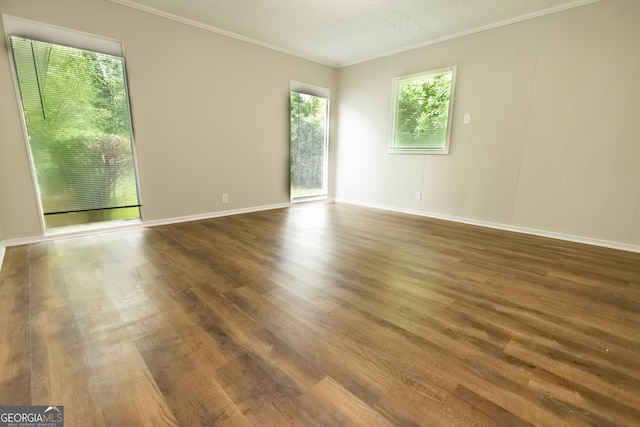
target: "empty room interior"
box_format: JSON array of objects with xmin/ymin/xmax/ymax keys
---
[{"xmin": 1, "ymin": 0, "xmax": 639, "ymax": 425}]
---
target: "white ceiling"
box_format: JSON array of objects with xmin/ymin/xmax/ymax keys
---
[{"xmin": 111, "ymin": 0, "xmax": 600, "ymax": 67}]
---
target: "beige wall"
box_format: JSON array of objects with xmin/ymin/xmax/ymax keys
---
[
  {"xmin": 2, "ymin": 0, "xmax": 639, "ymax": 250},
  {"xmin": 0, "ymin": 0, "xmax": 338, "ymax": 240},
  {"xmin": 336, "ymin": 0, "xmax": 640, "ymax": 249}
]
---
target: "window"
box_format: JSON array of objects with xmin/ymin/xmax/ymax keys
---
[
  {"xmin": 390, "ymin": 66, "xmax": 457, "ymax": 154},
  {"xmin": 290, "ymin": 82, "xmax": 329, "ymax": 201},
  {"xmin": 9, "ymin": 34, "xmax": 141, "ymax": 230}
]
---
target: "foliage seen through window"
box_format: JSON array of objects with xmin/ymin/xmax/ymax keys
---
[{"xmin": 392, "ymin": 67, "xmax": 456, "ymax": 153}]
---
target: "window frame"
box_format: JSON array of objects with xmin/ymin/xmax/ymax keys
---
[
  {"xmin": 389, "ymin": 65, "xmax": 457, "ymax": 155},
  {"xmin": 3, "ymin": 15, "xmax": 143, "ymax": 233},
  {"xmin": 289, "ymin": 81, "xmax": 330, "ymax": 203}
]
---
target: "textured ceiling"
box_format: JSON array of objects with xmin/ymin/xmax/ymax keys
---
[{"xmin": 111, "ymin": 0, "xmax": 600, "ymax": 67}]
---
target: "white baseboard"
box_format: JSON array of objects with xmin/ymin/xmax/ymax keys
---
[
  {"xmin": 3, "ymin": 198, "xmax": 637, "ymax": 255},
  {"xmin": 336, "ymin": 198, "xmax": 640, "ymax": 254},
  {"xmin": 2, "ymin": 202, "xmax": 292, "ymax": 248},
  {"xmin": 0, "ymin": 242, "xmax": 5, "ymax": 272},
  {"xmin": 142, "ymin": 202, "xmax": 291, "ymax": 228}
]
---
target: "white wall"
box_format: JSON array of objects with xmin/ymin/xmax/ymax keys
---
[
  {"xmin": 336, "ymin": 0, "xmax": 640, "ymax": 249},
  {"xmin": 0, "ymin": 0, "xmax": 338, "ymax": 241}
]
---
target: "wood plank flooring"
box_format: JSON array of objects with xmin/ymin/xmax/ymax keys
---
[{"xmin": 1, "ymin": 202, "xmax": 639, "ymax": 426}]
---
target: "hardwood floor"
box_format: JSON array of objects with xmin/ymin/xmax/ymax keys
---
[{"xmin": 1, "ymin": 202, "xmax": 639, "ymax": 426}]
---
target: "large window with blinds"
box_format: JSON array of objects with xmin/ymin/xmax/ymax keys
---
[{"xmin": 9, "ymin": 35, "xmax": 141, "ymax": 229}]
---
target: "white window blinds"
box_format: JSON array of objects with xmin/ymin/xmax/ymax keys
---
[{"xmin": 10, "ymin": 36, "xmax": 141, "ymax": 228}]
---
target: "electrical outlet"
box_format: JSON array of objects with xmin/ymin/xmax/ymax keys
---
[
  {"xmin": 463, "ymin": 113, "xmax": 472, "ymax": 124},
  {"xmin": 415, "ymin": 191, "xmax": 421, "ymax": 201},
  {"xmin": 222, "ymin": 194, "xmax": 229, "ymax": 204}
]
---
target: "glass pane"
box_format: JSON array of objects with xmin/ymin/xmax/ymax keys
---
[
  {"xmin": 394, "ymin": 70, "xmax": 453, "ymax": 149},
  {"xmin": 10, "ymin": 37, "xmax": 140, "ymax": 229},
  {"xmin": 290, "ymin": 91, "xmax": 328, "ymax": 200}
]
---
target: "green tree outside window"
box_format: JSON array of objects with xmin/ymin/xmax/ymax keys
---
[
  {"xmin": 392, "ymin": 67, "xmax": 456, "ymax": 153},
  {"xmin": 10, "ymin": 37, "xmax": 140, "ymax": 228}
]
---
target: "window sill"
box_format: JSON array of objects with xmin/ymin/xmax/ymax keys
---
[{"xmin": 388, "ymin": 147, "xmax": 449, "ymax": 155}]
